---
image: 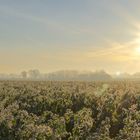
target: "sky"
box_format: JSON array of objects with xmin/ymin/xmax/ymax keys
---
[{"xmin": 1, "ymin": 0, "xmax": 140, "ymax": 74}]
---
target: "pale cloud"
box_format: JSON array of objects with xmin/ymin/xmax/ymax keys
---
[
  {"xmin": 109, "ymin": 1, "xmax": 140, "ymax": 31},
  {"xmin": 86, "ymin": 37, "xmax": 140, "ymax": 61},
  {"xmin": 0, "ymin": 5, "xmax": 95, "ymax": 36}
]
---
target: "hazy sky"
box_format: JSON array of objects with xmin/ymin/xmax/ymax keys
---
[{"xmin": 1, "ymin": 0, "xmax": 140, "ymax": 74}]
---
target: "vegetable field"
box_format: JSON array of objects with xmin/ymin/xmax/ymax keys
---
[{"xmin": 0, "ymin": 81, "xmax": 140, "ymax": 140}]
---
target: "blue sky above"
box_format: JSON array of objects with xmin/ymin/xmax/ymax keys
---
[{"xmin": 0, "ymin": 0, "xmax": 140, "ymax": 73}]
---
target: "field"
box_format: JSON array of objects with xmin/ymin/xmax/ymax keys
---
[{"xmin": 0, "ymin": 81, "xmax": 140, "ymax": 140}]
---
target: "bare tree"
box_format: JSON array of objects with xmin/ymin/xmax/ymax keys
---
[
  {"xmin": 21, "ymin": 71, "xmax": 27, "ymax": 79},
  {"xmin": 28, "ymin": 69, "xmax": 40, "ymax": 79}
]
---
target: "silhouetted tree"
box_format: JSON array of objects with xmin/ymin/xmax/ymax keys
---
[{"xmin": 21, "ymin": 71, "xmax": 27, "ymax": 79}]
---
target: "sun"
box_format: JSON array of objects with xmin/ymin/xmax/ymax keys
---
[
  {"xmin": 134, "ymin": 47, "xmax": 140, "ymax": 55},
  {"xmin": 116, "ymin": 71, "xmax": 121, "ymax": 76}
]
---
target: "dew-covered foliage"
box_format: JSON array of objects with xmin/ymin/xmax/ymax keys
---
[{"xmin": 0, "ymin": 81, "xmax": 140, "ymax": 140}]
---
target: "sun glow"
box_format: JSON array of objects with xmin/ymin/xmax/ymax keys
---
[
  {"xmin": 116, "ymin": 71, "xmax": 121, "ymax": 76},
  {"xmin": 135, "ymin": 47, "xmax": 140, "ymax": 54},
  {"xmin": 134, "ymin": 47, "xmax": 140, "ymax": 56},
  {"xmin": 133, "ymin": 36, "xmax": 140, "ymax": 56}
]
